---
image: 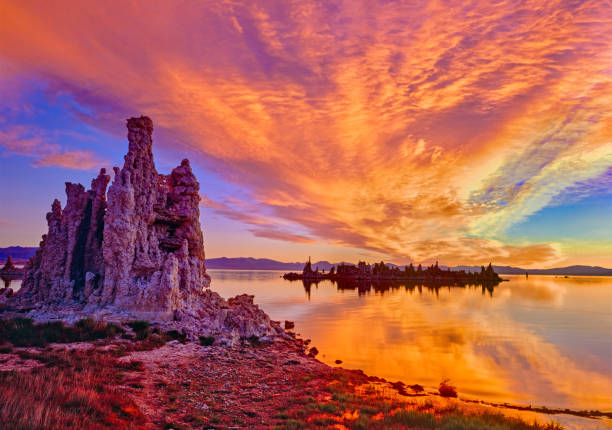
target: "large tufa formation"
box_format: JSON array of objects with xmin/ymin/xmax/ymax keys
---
[
  {"xmin": 8, "ymin": 117, "xmax": 282, "ymax": 341},
  {"xmin": 19, "ymin": 116, "xmax": 209, "ymax": 310}
]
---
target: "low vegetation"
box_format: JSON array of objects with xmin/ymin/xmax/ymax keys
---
[
  {"xmin": 272, "ymin": 373, "xmax": 564, "ymax": 430},
  {"xmin": 439, "ymin": 379, "xmax": 458, "ymax": 398},
  {"xmin": 127, "ymin": 320, "xmax": 150, "ymax": 340},
  {"xmin": 0, "ymin": 317, "xmax": 187, "ymax": 350},
  {"xmin": 199, "ymin": 335, "xmax": 215, "ymax": 346},
  {"xmin": 0, "ymin": 317, "xmax": 123, "ymax": 347},
  {"xmin": 0, "ymin": 347, "xmax": 147, "ymax": 429}
]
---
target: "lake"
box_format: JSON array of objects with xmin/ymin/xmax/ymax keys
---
[
  {"xmin": 208, "ymin": 270, "xmax": 612, "ymax": 414},
  {"xmin": 5, "ymin": 269, "xmax": 611, "ymax": 426}
]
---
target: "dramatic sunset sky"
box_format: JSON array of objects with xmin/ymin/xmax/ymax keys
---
[{"xmin": 0, "ymin": 1, "xmax": 610, "ymax": 268}]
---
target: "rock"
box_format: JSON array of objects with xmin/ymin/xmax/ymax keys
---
[
  {"xmin": 284, "ymin": 320, "xmax": 295, "ymax": 330},
  {"xmin": 3, "ymin": 116, "xmax": 283, "ymax": 341},
  {"xmin": 308, "ymin": 347, "xmax": 319, "ymax": 357}
]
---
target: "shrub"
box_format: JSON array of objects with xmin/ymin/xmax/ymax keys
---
[
  {"xmin": 246, "ymin": 335, "xmax": 260, "ymax": 346},
  {"xmin": 127, "ymin": 320, "xmax": 151, "ymax": 340},
  {"xmin": 199, "ymin": 335, "xmax": 215, "ymax": 346},
  {"xmin": 165, "ymin": 329, "xmax": 186, "ymax": 342},
  {"xmin": 439, "ymin": 379, "xmax": 458, "ymax": 398},
  {"xmin": 75, "ymin": 318, "xmax": 123, "ymax": 340},
  {"xmin": 127, "ymin": 320, "xmax": 150, "ymax": 332}
]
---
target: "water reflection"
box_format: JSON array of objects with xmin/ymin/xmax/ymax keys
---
[
  {"xmin": 1, "ymin": 275, "xmax": 22, "ymax": 292},
  {"xmin": 209, "ymin": 271, "xmax": 612, "ymax": 413},
  {"xmin": 298, "ymin": 277, "xmax": 498, "ymax": 299}
]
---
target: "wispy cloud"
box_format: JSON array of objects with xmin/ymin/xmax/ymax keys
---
[
  {"xmin": 0, "ymin": 125, "xmax": 107, "ymax": 170},
  {"xmin": 0, "ymin": 0, "xmax": 609, "ymax": 265},
  {"xmin": 248, "ymin": 226, "xmax": 314, "ymax": 244},
  {"xmin": 201, "ymin": 194, "xmax": 314, "ymax": 244},
  {"xmin": 33, "ymin": 149, "xmax": 105, "ymax": 170}
]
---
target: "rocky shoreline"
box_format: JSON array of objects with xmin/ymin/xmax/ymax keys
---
[{"xmin": 1, "ymin": 318, "xmax": 607, "ymax": 429}]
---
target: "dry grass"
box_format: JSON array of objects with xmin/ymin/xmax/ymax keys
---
[
  {"xmin": 0, "ymin": 347, "xmax": 147, "ymax": 430},
  {"xmin": 272, "ymin": 374, "xmax": 564, "ymax": 430},
  {"xmin": 0, "ymin": 317, "xmax": 123, "ymax": 347}
]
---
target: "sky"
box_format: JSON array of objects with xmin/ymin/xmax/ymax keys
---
[{"xmin": 0, "ymin": 0, "xmax": 610, "ymax": 268}]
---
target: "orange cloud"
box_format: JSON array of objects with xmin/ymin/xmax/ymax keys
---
[
  {"xmin": 0, "ymin": 0, "xmax": 609, "ymax": 265},
  {"xmin": 32, "ymin": 149, "xmax": 105, "ymax": 170}
]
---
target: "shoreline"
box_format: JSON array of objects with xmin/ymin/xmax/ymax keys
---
[{"xmin": 1, "ymin": 318, "xmax": 609, "ymax": 429}]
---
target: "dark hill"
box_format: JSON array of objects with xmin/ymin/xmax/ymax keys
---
[
  {"xmin": 0, "ymin": 246, "xmax": 37, "ymax": 262},
  {"xmin": 3, "ymin": 250, "xmax": 611, "ymax": 276}
]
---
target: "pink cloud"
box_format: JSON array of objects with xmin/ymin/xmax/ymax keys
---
[
  {"xmin": 0, "ymin": 125, "xmax": 107, "ymax": 170},
  {"xmin": 248, "ymin": 226, "xmax": 314, "ymax": 244},
  {"xmin": 201, "ymin": 194, "xmax": 314, "ymax": 245},
  {"xmin": 0, "ymin": 126, "xmax": 55, "ymax": 155},
  {"xmin": 0, "ymin": 0, "xmax": 609, "ymax": 265},
  {"xmin": 33, "ymin": 149, "xmax": 105, "ymax": 170}
]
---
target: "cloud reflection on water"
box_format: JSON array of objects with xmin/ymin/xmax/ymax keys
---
[{"xmin": 210, "ymin": 271, "xmax": 612, "ymax": 411}]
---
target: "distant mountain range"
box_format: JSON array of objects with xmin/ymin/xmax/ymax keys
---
[
  {"xmin": 452, "ymin": 265, "xmax": 612, "ymax": 276},
  {"xmin": 204, "ymin": 257, "xmax": 612, "ymax": 276},
  {"xmin": 2, "ymin": 248, "xmax": 611, "ymax": 276},
  {"xmin": 0, "ymin": 246, "xmax": 37, "ymax": 261},
  {"xmin": 205, "ymin": 257, "xmax": 346, "ymax": 271}
]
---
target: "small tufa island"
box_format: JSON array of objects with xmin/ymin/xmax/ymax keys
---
[
  {"xmin": 0, "ymin": 255, "xmax": 24, "ymax": 295},
  {"xmin": 0, "ymin": 255, "xmax": 24, "ymax": 278},
  {"xmin": 284, "ymin": 258, "xmax": 502, "ymax": 285}
]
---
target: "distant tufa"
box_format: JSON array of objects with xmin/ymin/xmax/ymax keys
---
[
  {"xmin": 0, "ymin": 254, "xmax": 24, "ymax": 278},
  {"xmin": 285, "ymin": 258, "xmax": 502, "ymax": 284},
  {"xmin": 1, "ymin": 255, "xmax": 17, "ymax": 273},
  {"xmin": 2, "ymin": 116, "xmax": 282, "ymax": 342}
]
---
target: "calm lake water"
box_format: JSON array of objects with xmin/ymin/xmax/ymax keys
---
[
  {"xmin": 4, "ymin": 269, "xmax": 611, "ymax": 424},
  {"xmin": 208, "ymin": 270, "xmax": 612, "ymax": 414}
]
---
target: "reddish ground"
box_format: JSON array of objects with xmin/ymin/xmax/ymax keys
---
[
  {"xmin": 0, "ymin": 335, "xmax": 571, "ymax": 429},
  {"xmin": 121, "ymin": 338, "xmax": 379, "ymax": 428}
]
